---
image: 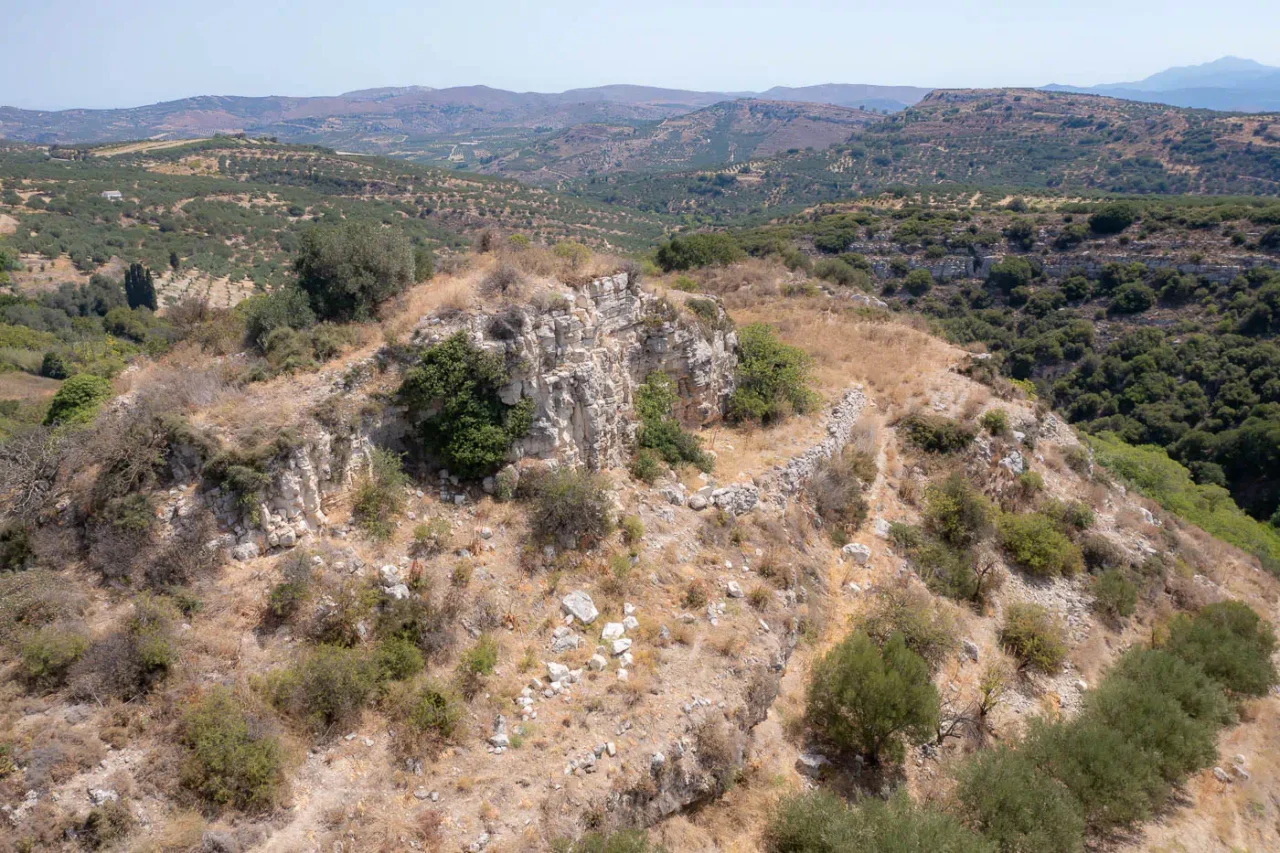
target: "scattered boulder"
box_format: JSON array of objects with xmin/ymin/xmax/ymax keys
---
[
  {"xmin": 842, "ymin": 542, "xmax": 871, "ymax": 565},
  {"xmin": 601, "ymin": 622, "xmax": 625, "ymax": 641},
  {"xmin": 726, "ymin": 581, "xmax": 745, "ymax": 598},
  {"xmin": 561, "ymin": 591, "xmax": 599, "ymax": 625}
]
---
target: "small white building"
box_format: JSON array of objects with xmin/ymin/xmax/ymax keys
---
[{"xmin": 101, "ymin": 190, "xmax": 123, "ymax": 201}]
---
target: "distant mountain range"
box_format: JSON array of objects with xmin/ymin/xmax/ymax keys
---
[
  {"xmin": 0, "ymin": 83, "xmax": 931, "ymax": 148},
  {"xmin": 1045, "ymin": 56, "xmax": 1280, "ymax": 112}
]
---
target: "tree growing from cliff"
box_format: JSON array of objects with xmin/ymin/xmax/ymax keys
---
[
  {"xmin": 398, "ymin": 333, "xmax": 533, "ymax": 478},
  {"xmin": 294, "ymin": 222, "xmax": 415, "ymax": 321},
  {"xmin": 634, "ymin": 372, "xmax": 712, "ymax": 472}
]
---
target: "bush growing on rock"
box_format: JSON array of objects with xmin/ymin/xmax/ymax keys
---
[
  {"xmin": 654, "ymin": 233, "xmax": 743, "ymax": 272},
  {"xmin": 806, "ymin": 631, "xmax": 939, "ymax": 765},
  {"xmin": 267, "ymin": 644, "xmax": 378, "ymax": 733},
  {"xmin": 728, "ymin": 323, "xmax": 818, "ymax": 425},
  {"xmin": 924, "ymin": 474, "xmax": 992, "ymax": 547},
  {"xmin": 635, "ymin": 372, "xmax": 712, "ymax": 472},
  {"xmin": 999, "ymin": 602, "xmax": 1067, "ymax": 673},
  {"xmin": 996, "ymin": 512, "xmax": 1083, "ymax": 578},
  {"xmin": 901, "ymin": 412, "xmax": 975, "ymax": 454},
  {"xmin": 528, "ymin": 466, "xmax": 613, "ymax": 550},
  {"xmin": 1023, "ymin": 715, "xmax": 1164, "ymax": 831},
  {"xmin": 808, "ymin": 446, "xmax": 873, "ymax": 544},
  {"xmin": 406, "ymin": 680, "xmax": 463, "ymax": 741},
  {"xmin": 180, "ymin": 687, "xmax": 285, "ymax": 811},
  {"xmin": 1085, "ymin": 650, "xmax": 1227, "ymax": 781},
  {"xmin": 859, "ymin": 582, "xmax": 957, "ymax": 671},
  {"xmin": 399, "ymin": 332, "xmax": 533, "ymax": 478},
  {"xmin": 1091, "ymin": 569, "xmax": 1137, "ymax": 620},
  {"xmin": 72, "ymin": 596, "xmax": 178, "ymax": 700},
  {"xmin": 351, "ymin": 448, "xmax": 410, "ymax": 540},
  {"xmin": 1088, "ymin": 202, "xmax": 1138, "ymax": 236}
]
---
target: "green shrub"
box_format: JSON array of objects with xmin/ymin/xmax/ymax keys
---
[
  {"xmin": 351, "ymin": 448, "xmax": 409, "ymax": 540},
  {"xmin": 460, "ymin": 633, "xmax": 499, "ymax": 676},
  {"xmin": 923, "ymin": 474, "xmax": 992, "ymax": 547},
  {"xmin": 1164, "ymin": 600, "xmax": 1277, "ymax": 696},
  {"xmin": 398, "ymin": 332, "xmax": 529, "ymax": 478},
  {"xmin": 806, "ymin": 631, "xmax": 939, "ymax": 764},
  {"xmin": 528, "ymin": 466, "xmax": 613, "ymax": 549},
  {"xmin": 621, "ymin": 515, "xmax": 645, "ymax": 546},
  {"xmin": 629, "ymin": 448, "xmax": 664, "ymax": 484},
  {"xmin": 903, "ymin": 268, "xmax": 933, "ymax": 297},
  {"xmin": 39, "ymin": 350, "xmax": 69, "ymax": 379},
  {"xmin": 268, "ymin": 645, "xmax": 377, "ymax": 733},
  {"xmin": 19, "ymin": 625, "xmax": 89, "ymax": 690},
  {"xmin": 1085, "ymin": 650, "xmax": 1226, "ymax": 781},
  {"xmin": 764, "ymin": 790, "xmax": 994, "ymax": 853},
  {"xmin": 267, "ymin": 552, "xmax": 314, "ymax": 621},
  {"xmin": 1092, "ymin": 570, "xmax": 1137, "ymax": 620},
  {"xmin": 1024, "ymin": 716, "xmax": 1164, "ymax": 831},
  {"xmin": 1080, "ymin": 533, "xmax": 1125, "ymax": 573},
  {"xmin": 859, "ymin": 583, "xmax": 957, "ymax": 671},
  {"xmin": 956, "ymin": 745, "xmax": 1085, "ymax": 853},
  {"xmin": 406, "ymin": 680, "xmax": 463, "ymax": 740},
  {"xmin": 1043, "ymin": 498, "xmax": 1094, "ymax": 532},
  {"xmin": 996, "ymin": 512, "xmax": 1083, "ymax": 577},
  {"xmin": 654, "ymin": 233, "xmax": 744, "ymax": 271},
  {"xmin": 180, "ymin": 687, "xmax": 284, "ymax": 811},
  {"xmin": 73, "ymin": 596, "xmax": 177, "ymax": 700},
  {"xmin": 901, "ymin": 412, "xmax": 974, "ymax": 454},
  {"xmin": 294, "ymin": 222, "xmax": 415, "ymax": 321},
  {"xmin": 44, "ymin": 373, "xmax": 112, "ymax": 425},
  {"xmin": 373, "ymin": 636, "xmax": 425, "ymax": 683},
  {"xmin": 635, "ymin": 372, "xmax": 712, "ymax": 471},
  {"xmin": 986, "ymin": 256, "xmax": 1034, "ymax": 291},
  {"xmin": 1000, "ymin": 602, "xmax": 1067, "ymax": 673},
  {"xmin": 1110, "ymin": 282, "xmax": 1155, "ymax": 314},
  {"xmin": 411, "ymin": 517, "xmax": 451, "ymax": 557},
  {"xmin": 241, "ymin": 286, "xmax": 316, "ymax": 350},
  {"xmin": 727, "ymin": 323, "xmax": 818, "ymax": 425},
  {"xmin": 554, "ymin": 830, "xmax": 667, "ymax": 853},
  {"xmin": 1088, "ymin": 202, "xmax": 1138, "ymax": 235},
  {"xmin": 979, "ymin": 409, "xmax": 1009, "ymax": 435}
]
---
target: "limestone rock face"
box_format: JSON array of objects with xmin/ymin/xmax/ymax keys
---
[{"xmin": 412, "ymin": 273, "xmax": 737, "ymax": 470}]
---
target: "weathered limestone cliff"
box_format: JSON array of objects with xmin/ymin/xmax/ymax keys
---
[
  {"xmin": 201, "ymin": 273, "xmax": 738, "ymax": 555},
  {"xmin": 410, "ymin": 272, "xmax": 738, "ymax": 470}
]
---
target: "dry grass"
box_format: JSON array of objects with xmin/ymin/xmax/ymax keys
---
[{"xmin": 725, "ymin": 280, "xmax": 960, "ymax": 413}]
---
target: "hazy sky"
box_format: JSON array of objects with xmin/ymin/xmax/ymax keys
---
[{"xmin": 4, "ymin": 0, "xmax": 1279, "ymax": 109}]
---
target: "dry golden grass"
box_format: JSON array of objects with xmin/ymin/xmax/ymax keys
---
[{"xmin": 726, "ymin": 287, "xmax": 961, "ymax": 413}]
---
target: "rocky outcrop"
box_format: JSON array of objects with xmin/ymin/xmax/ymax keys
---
[{"xmin": 411, "ymin": 272, "xmax": 738, "ymax": 470}]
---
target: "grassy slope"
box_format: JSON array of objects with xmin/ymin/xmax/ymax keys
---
[{"xmin": 1090, "ymin": 432, "xmax": 1280, "ymax": 572}]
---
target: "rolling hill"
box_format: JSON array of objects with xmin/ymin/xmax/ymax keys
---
[
  {"xmin": 471, "ymin": 99, "xmax": 883, "ymax": 182},
  {"xmin": 571, "ymin": 88, "xmax": 1280, "ymax": 220},
  {"xmin": 0, "ymin": 83, "xmax": 927, "ymax": 153}
]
